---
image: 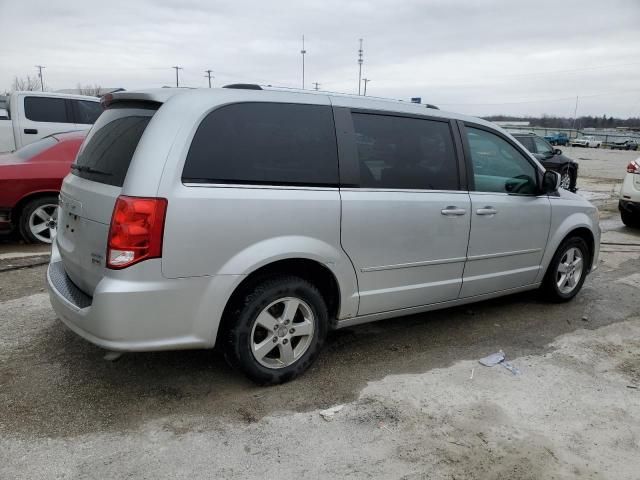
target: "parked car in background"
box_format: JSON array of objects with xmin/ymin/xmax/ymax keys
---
[
  {"xmin": 543, "ymin": 132, "xmax": 569, "ymax": 146},
  {"xmin": 47, "ymin": 87, "xmax": 599, "ymax": 385},
  {"xmin": 619, "ymin": 158, "xmax": 640, "ymax": 228},
  {"xmin": 571, "ymin": 135, "xmax": 601, "ymax": 148},
  {"xmin": 0, "ymin": 91, "xmax": 100, "ymax": 153},
  {"xmin": 512, "ymin": 133, "xmax": 578, "ymax": 192},
  {"xmin": 0, "ymin": 131, "xmax": 85, "ymax": 243},
  {"xmin": 608, "ymin": 139, "xmax": 638, "ymax": 151}
]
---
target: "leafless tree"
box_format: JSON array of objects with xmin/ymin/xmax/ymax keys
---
[
  {"xmin": 77, "ymin": 83, "xmax": 103, "ymax": 97},
  {"xmin": 12, "ymin": 75, "xmax": 42, "ymax": 91}
]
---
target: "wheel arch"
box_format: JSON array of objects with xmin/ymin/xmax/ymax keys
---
[
  {"xmin": 540, "ymin": 223, "xmax": 596, "ymax": 283},
  {"xmin": 10, "ymin": 190, "xmax": 59, "ymax": 225},
  {"xmin": 216, "ymin": 257, "xmax": 345, "ymax": 347}
]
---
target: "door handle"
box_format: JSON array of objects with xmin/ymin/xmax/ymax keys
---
[
  {"xmin": 24, "ymin": 128, "xmax": 38, "ymax": 134},
  {"xmin": 441, "ymin": 206, "xmax": 466, "ymax": 216},
  {"xmin": 476, "ymin": 206, "xmax": 497, "ymax": 216}
]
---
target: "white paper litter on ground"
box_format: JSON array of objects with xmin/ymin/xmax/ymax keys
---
[{"xmin": 319, "ymin": 405, "xmax": 345, "ymax": 421}]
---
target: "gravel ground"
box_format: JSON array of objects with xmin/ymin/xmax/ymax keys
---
[{"xmin": 1, "ymin": 149, "xmax": 639, "ymax": 479}]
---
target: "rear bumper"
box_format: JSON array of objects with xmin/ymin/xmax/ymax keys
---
[{"xmin": 47, "ymin": 242, "xmax": 242, "ymax": 352}]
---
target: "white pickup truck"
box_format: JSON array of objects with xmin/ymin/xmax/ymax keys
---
[{"xmin": 0, "ymin": 91, "xmax": 102, "ymax": 153}]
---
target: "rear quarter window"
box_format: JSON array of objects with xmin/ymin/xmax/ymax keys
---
[
  {"xmin": 183, "ymin": 102, "xmax": 339, "ymax": 186},
  {"xmin": 74, "ymin": 100, "xmax": 103, "ymax": 124}
]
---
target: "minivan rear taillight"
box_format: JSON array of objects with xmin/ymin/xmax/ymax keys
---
[
  {"xmin": 627, "ymin": 160, "xmax": 639, "ymax": 174},
  {"xmin": 107, "ymin": 196, "xmax": 168, "ymax": 269}
]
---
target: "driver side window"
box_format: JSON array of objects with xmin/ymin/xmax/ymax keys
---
[{"xmin": 467, "ymin": 127, "xmax": 538, "ymax": 195}]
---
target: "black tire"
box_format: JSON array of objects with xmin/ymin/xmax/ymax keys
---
[
  {"xmin": 621, "ymin": 210, "xmax": 640, "ymax": 228},
  {"xmin": 541, "ymin": 237, "xmax": 590, "ymax": 303},
  {"xmin": 18, "ymin": 195, "xmax": 59, "ymax": 244},
  {"xmin": 222, "ymin": 275, "xmax": 328, "ymax": 385}
]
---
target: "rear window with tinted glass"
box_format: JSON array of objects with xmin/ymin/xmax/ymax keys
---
[
  {"xmin": 514, "ymin": 135, "xmax": 535, "ymax": 152},
  {"xmin": 72, "ymin": 106, "xmax": 156, "ymax": 187},
  {"xmin": 183, "ymin": 102, "xmax": 339, "ymax": 186},
  {"xmin": 24, "ymin": 97, "xmax": 70, "ymax": 123}
]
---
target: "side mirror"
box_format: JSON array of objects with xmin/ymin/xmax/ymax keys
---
[
  {"xmin": 542, "ymin": 170, "xmax": 561, "ymax": 194},
  {"xmin": 554, "ymin": 148, "xmax": 562, "ymax": 155}
]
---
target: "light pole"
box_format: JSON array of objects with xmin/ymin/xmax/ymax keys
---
[
  {"xmin": 204, "ymin": 69, "xmax": 214, "ymax": 88},
  {"xmin": 357, "ymin": 38, "xmax": 363, "ymax": 95},
  {"xmin": 301, "ymin": 35, "xmax": 307, "ymax": 89},
  {"xmin": 363, "ymin": 78, "xmax": 370, "ymax": 96},
  {"xmin": 172, "ymin": 66, "xmax": 183, "ymax": 87},
  {"xmin": 35, "ymin": 65, "xmax": 45, "ymax": 91}
]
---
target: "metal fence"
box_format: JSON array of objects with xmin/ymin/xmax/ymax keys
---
[{"xmin": 500, "ymin": 125, "xmax": 640, "ymax": 145}]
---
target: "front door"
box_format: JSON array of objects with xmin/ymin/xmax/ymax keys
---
[
  {"xmin": 340, "ymin": 112, "xmax": 471, "ymax": 316},
  {"xmin": 460, "ymin": 124, "xmax": 551, "ymax": 298},
  {"xmin": 19, "ymin": 96, "xmax": 75, "ymax": 148}
]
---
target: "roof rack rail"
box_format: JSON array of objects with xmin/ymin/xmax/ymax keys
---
[
  {"xmin": 223, "ymin": 83, "xmax": 263, "ymax": 90},
  {"xmin": 425, "ymin": 104, "xmax": 439, "ymax": 110}
]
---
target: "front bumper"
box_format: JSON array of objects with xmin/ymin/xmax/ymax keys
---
[
  {"xmin": 47, "ymin": 241, "xmax": 241, "ymax": 352},
  {"xmin": 619, "ymin": 199, "xmax": 640, "ymax": 215}
]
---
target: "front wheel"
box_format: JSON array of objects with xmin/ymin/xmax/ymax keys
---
[
  {"xmin": 621, "ymin": 210, "xmax": 640, "ymax": 228},
  {"xmin": 559, "ymin": 166, "xmax": 573, "ymax": 191},
  {"xmin": 541, "ymin": 237, "xmax": 589, "ymax": 302},
  {"xmin": 223, "ymin": 275, "xmax": 328, "ymax": 384}
]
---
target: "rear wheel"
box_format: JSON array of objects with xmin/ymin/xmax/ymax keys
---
[
  {"xmin": 18, "ymin": 195, "xmax": 59, "ymax": 244},
  {"xmin": 542, "ymin": 237, "xmax": 589, "ymax": 302},
  {"xmin": 223, "ymin": 275, "xmax": 328, "ymax": 384}
]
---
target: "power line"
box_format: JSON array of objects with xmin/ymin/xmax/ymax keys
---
[
  {"xmin": 204, "ymin": 69, "xmax": 214, "ymax": 88},
  {"xmin": 35, "ymin": 65, "xmax": 45, "ymax": 91},
  {"xmin": 171, "ymin": 66, "xmax": 183, "ymax": 87}
]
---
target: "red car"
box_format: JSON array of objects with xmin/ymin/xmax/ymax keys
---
[{"xmin": 0, "ymin": 131, "xmax": 86, "ymax": 244}]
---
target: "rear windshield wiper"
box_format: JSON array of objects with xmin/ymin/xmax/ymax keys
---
[{"xmin": 70, "ymin": 164, "xmax": 113, "ymax": 176}]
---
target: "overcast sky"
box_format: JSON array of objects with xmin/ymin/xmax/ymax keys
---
[{"xmin": 2, "ymin": 0, "xmax": 639, "ymax": 117}]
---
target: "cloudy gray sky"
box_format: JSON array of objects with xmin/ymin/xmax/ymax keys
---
[{"xmin": 2, "ymin": 0, "xmax": 639, "ymax": 117}]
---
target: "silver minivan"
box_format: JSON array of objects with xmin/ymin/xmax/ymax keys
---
[{"xmin": 47, "ymin": 86, "xmax": 600, "ymax": 384}]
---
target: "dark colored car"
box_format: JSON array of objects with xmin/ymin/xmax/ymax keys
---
[
  {"xmin": 512, "ymin": 133, "xmax": 578, "ymax": 192},
  {"xmin": 0, "ymin": 131, "xmax": 85, "ymax": 244},
  {"xmin": 608, "ymin": 139, "xmax": 638, "ymax": 151}
]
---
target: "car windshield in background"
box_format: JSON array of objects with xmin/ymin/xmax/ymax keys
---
[
  {"xmin": 73, "ymin": 107, "xmax": 156, "ymax": 187},
  {"xmin": 14, "ymin": 136, "xmax": 58, "ymax": 160}
]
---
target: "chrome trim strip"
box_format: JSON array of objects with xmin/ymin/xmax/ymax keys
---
[
  {"xmin": 467, "ymin": 248, "xmax": 541, "ymax": 261},
  {"xmin": 361, "ymin": 256, "xmax": 467, "ymax": 272}
]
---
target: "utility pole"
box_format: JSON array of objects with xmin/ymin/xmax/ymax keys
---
[
  {"xmin": 35, "ymin": 65, "xmax": 45, "ymax": 91},
  {"xmin": 172, "ymin": 66, "xmax": 183, "ymax": 87},
  {"xmin": 357, "ymin": 38, "xmax": 364, "ymax": 95},
  {"xmin": 313, "ymin": 82, "xmax": 320, "ymax": 91},
  {"xmin": 204, "ymin": 69, "xmax": 214, "ymax": 88},
  {"xmin": 301, "ymin": 35, "xmax": 307, "ymax": 89},
  {"xmin": 572, "ymin": 96, "xmax": 579, "ymax": 131},
  {"xmin": 363, "ymin": 78, "xmax": 370, "ymax": 96}
]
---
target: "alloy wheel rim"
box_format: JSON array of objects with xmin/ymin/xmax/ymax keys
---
[
  {"xmin": 28, "ymin": 204, "xmax": 58, "ymax": 243},
  {"xmin": 250, "ymin": 296, "xmax": 315, "ymax": 369},
  {"xmin": 560, "ymin": 171, "xmax": 571, "ymax": 190},
  {"xmin": 556, "ymin": 247, "xmax": 584, "ymax": 294}
]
